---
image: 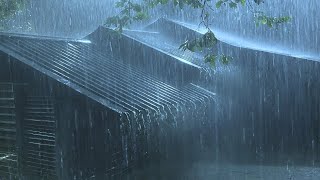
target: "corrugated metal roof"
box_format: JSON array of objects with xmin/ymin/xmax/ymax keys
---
[
  {"xmin": 0, "ymin": 34, "xmax": 214, "ymax": 114},
  {"xmin": 123, "ymin": 18, "xmax": 215, "ymax": 77}
]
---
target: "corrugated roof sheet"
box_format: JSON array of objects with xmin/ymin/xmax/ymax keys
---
[{"xmin": 0, "ymin": 34, "xmax": 214, "ymax": 114}]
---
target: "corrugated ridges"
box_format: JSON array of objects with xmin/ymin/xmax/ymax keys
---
[{"xmin": 0, "ymin": 35, "xmax": 214, "ymax": 114}]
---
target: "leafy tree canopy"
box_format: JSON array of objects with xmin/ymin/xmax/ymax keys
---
[
  {"xmin": 0, "ymin": 0, "xmax": 23, "ymax": 20},
  {"xmin": 0, "ymin": 0, "xmax": 291, "ymax": 66},
  {"xmin": 0, "ymin": 0, "xmax": 24, "ymax": 30},
  {"xmin": 106, "ymin": 0, "xmax": 291, "ymax": 66}
]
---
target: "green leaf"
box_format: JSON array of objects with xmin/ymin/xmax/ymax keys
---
[
  {"xmin": 132, "ymin": 3, "xmax": 142, "ymax": 12},
  {"xmin": 179, "ymin": 40, "xmax": 190, "ymax": 51},
  {"xmin": 220, "ymin": 55, "xmax": 232, "ymax": 64},
  {"xmin": 159, "ymin": 0, "xmax": 169, "ymax": 4},
  {"xmin": 216, "ymin": 0, "xmax": 224, "ymax": 8},
  {"xmin": 133, "ymin": 12, "xmax": 148, "ymax": 21},
  {"xmin": 178, "ymin": 0, "xmax": 184, "ymax": 9},
  {"xmin": 189, "ymin": 0, "xmax": 202, "ymax": 8},
  {"xmin": 205, "ymin": 54, "xmax": 217, "ymax": 66},
  {"xmin": 276, "ymin": 16, "xmax": 291, "ymax": 23},
  {"xmin": 254, "ymin": 0, "xmax": 264, "ymax": 4},
  {"xmin": 120, "ymin": 8, "xmax": 130, "ymax": 15},
  {"xmin": 260, "ymin": 19, "xmax": 267, "ymax": 25},
  {"xmin": 267, "ymin": 20, "xmax": 273, "ymax": 27},
  {"xmin": 202, "ymin": 30, "xmax": 218, "ymax": 47},
  {"xmin": 229, "ymin": 2, "xmax": 237, "ymax": 8},
  {"xmin": 115, "ymin": 1, "xmax": 125, "ymax": 8},
  {"xmin": 173, "ymin": 0, "xmax": 179, "ymax": 6},
  {"xmin": 255, "ymin": 14, "xmax": 291, "ymax": 28},
  {"xmin": 188, "ymin": 40, "xmax": 199, "ymax": 52},
  {"xmin": 241, "ymin": 0, "xmax": 246, "ymax": 5},
  {"xmin": 105, "ymin": 16, "xmax": 119, "ymax": 26}
]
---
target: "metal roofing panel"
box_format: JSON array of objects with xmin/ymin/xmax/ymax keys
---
[{"xmin": 0, "ymin": 34, "xmax": 214, "ymax": 114}]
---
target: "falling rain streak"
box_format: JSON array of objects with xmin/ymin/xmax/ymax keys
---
[{"xmin": 0, "ymin": 0, "xmax": 320, "ymax": 179}]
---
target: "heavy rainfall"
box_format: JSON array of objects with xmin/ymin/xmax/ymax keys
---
[{"xmin": 0, "ymin": 0, "xmax": 319, "ymax": 179}]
